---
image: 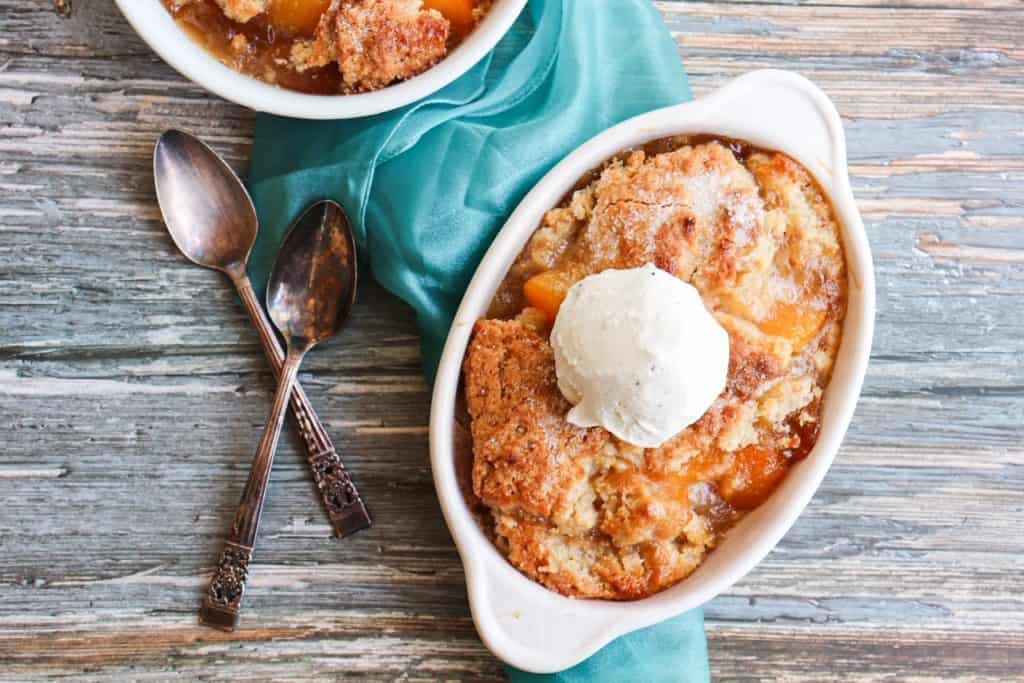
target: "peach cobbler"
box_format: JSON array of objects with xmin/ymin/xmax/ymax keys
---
[
  {"xmin": 161, "ymin": 0, "xmax": 493, "ymax": 94},
  {"xmin": 460, "ymin": 137, "xmax": 847, "ymax": 600}
]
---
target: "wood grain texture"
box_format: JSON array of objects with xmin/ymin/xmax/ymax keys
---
[{"xmin": 1, "ymin": 0, "xmax": 1022, "ymax": 680}]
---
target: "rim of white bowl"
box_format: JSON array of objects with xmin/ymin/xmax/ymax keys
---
[{"xmin": 114, "ymin": 0, "xmax": 528, "ymax": 120}]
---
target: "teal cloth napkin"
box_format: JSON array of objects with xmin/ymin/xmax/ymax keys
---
[{"xmin": 247, "ymin": 0, "xmax": 707, "ymax": 680}]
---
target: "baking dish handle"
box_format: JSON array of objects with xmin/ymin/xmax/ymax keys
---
[
  {"xmin": 465, "ymin": 556, "xmax": 638, "ymax": 674},
  {"xmin": 701, "ymin": 69, "xmax": 848, "ymax": 184}
]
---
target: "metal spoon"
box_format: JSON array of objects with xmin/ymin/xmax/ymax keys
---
[
  {"xmin": 153, "ymin": 130, "xmax": 370, "ymax": 538},
  {"xmin": 200, "ymin": 200, "xmax": 358, "ymax": 631}
]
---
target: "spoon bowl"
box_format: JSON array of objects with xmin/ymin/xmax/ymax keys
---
[
  {"xmin": 153, "ymin": 129, "xmax": 257, "ymax": 274},
  {"xmin": 267, "ymin": 200, "xmax": 358, "ymax": 347}
]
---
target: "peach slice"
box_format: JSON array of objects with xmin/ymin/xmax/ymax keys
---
[
  {"xmin": 759, "ymin": 302, "xmax": 826, "ymax": 351},
  {"xmin": 717, "ymin": 446, "xmax": 788, "ymax": 510},
  {"xmin": 267, "ymin": 0, "xmax": 331, "ymax": 36},
  {"xmin": 523, "ymin": 270, "xmax": 575, "ymax": 323}
]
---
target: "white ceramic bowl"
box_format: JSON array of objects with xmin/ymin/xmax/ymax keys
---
[
  {"xmin": 114, "ymin": 0, "xmax": 527, "ymax": 119},
  {"xmin": 430, "ymin": 70, "xmax": 875, "ymax": 673}
]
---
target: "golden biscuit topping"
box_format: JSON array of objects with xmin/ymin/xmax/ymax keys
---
[
  {"xmin": 464, "ymin": 139, "xmax": 847, "ymax": 599},
  {"xmin": 291, "ymin": 0, "xmax": 450, "ymax": 92},
  {"xmin": 464, "ymin": 319, "xmax": 609, "ymax": 526}
]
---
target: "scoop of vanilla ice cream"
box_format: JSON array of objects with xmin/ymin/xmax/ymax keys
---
[{"xmin": 550, "ymin": 263, "xmax": 730, "ymax": 448}]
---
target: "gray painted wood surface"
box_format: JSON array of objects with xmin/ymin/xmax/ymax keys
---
[{"xmin": 1, "ymin": 0, "xmax": 1021, "ymax": 680}]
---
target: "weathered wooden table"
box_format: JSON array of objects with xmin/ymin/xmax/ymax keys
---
[{"xmin": 1, "ymin": 1, "xmax": 1021, "ymax": 680}]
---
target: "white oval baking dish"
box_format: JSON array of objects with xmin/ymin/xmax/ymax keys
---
[
  {"xmin": 114, "ymin": 0, "xmax": 527, "ymax": 120},
  {"xmin": 430, "ymin": 69, "xmax": 875, "ymax": 674}
]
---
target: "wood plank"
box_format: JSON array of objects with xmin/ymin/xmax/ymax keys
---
[{"xmin": 0, "ymin": 0, "xmax": 1021, "ymax": 680}]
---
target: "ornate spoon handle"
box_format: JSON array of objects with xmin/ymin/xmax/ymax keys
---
[
  {"xmin": 201, "ymin": 348, "xmax": 303, "ymax": 631},
  {"xmin": 234, "ymin": 273, "xmax": 371, "ymax": 537}
]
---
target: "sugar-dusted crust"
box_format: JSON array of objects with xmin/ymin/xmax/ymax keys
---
[
  {"xmin": 466, "ymin": 139, "xmax": 848, "ymax": 599},
  {"xmin": 464, "ymin": 319, "xmax": 609, "ymax": 528},
  {"xmin": 291, "ymin": 0, "xmax": 450, "ymax": 93}
]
